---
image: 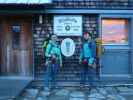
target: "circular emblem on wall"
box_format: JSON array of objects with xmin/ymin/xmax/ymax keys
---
[
  {"xmin": 65, "ymin": 25, "xmax": 71, "ymax": 31},
  {"xmin": 61, "ymin": 38, "xmax": 75, "ymax": 57}
]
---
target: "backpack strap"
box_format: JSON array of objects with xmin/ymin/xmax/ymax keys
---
[
  {"xmin": 42, "ymin": 41, "xmax": 49, "ymax": 52},
  {"xmin": 47, "ymin": 42, "xmax": 54, "ymax": 55}
]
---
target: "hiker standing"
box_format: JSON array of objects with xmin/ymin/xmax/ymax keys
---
[
  {"xmin": 44, "ymin": 34, "xmax": 62, "ymax": 90},
  {"xmin": 42, "ymin": 33, "xmax": 51, "ymax": 63},
  {"xmin": 79, "ymin": 32, "xmax": 96, "ymax": 86}
]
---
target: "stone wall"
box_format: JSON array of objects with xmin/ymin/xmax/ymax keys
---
[
  {"xmin": 47, "ymin": 0, "xmax": 133, "ymax": 9},
  {"xmin": 33, "ymin": 0, "xmax": 133, "ymax": 73},
  {"xmin": 33, "ymin": 14, "xmax": 98, "ymax": 71},
  {"xmin": 33, "ymin": 15, "xmax": 53, "ymax": 71}
]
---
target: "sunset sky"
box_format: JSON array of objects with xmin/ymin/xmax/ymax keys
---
[{"xmin": 102, "ymin": 19, "xmax": 128, "ymax": 44}]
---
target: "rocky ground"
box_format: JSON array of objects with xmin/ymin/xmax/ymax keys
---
[{"xmin": 15, "ymin": 85, "xmax": 133, "ymax": 100}]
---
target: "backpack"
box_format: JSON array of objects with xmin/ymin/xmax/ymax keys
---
[
  {"xmin": 42, "ymin": 40, "xmax": 49, "ymax": 63},
  {"xmin": 42, "ymin": 40, "xmax": 49, "ymax": 54},
  {"xmin": 47, "ymin": 42, "xmax": 54, "ymax": 56}
]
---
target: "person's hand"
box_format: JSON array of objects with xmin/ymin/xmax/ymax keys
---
[
  {"xmin": 52, "ymin": 55, "xmax": 56, "ymax": 59},
  {"xmin": 45, "ymin": 61, "xmax": 49, "ymax": 66},
  {"xmin": 88, "ymin": 63, "xmax": 92, "ymax": 67},
  {"xmin": 60, "ymin": 63, "xmax": 63, "ymax": 67},
  {"xmin": 48, "ymin": 54, "xmax": 51, "ymax": 58},
  {"xmin": 92, "ymin": 63, "xmax": 97, "ymax": 69},
  {"xmin": 79, "ymin": 60, "xmax": 82, "ymax": 64}
]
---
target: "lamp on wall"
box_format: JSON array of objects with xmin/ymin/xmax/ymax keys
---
[{"xmin": 39, "ymin": 15, "xmax": 43, "ymax": 24}]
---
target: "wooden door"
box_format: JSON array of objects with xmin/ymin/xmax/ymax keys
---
[
  {"xmin": 101, "ymin": 19, "xmax": 131, "ymax": 79},
  {"xmin": 0, "ymin": 16, "xmax": 33, "ymax": 76}
]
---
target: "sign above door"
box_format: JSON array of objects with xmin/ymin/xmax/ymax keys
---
[{"xmin": 54, "ymin": 15, "xmax": 82, "ymax": 36}]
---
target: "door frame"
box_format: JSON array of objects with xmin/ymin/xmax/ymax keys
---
[
  {"xmin": 0, "ymin": 15, "xmax": 34, "ymax": 78},
  {"xmin": 99, "ymin": 14, "xmax": 133, "ymax": 80},
  {"xmin": 0, "ymin": 15, "xmax": 34, "ymax": 99}
]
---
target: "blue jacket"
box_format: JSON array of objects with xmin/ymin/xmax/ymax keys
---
[
  {"xmin": 45, "ymin": 40, "xmax": 62, "ymax": 65},
  {"xmin": 79, "ymin": 40, "xmax": 96, "ymax": 64}
]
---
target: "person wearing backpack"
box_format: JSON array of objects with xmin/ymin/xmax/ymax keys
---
[
  {"xmin": 44, "ymin": 34, "xmax": 62, "ymax": 90},
  {"xmin": 42, "ymin": 33, "xmax": 51, "ymax": 62},
  {"xmin": 79, "ymin": 32, "xmax": 96, "ymax": 87}
]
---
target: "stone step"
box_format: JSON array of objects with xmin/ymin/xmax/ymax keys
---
[
  {"xmin": 34, "ymin": 76, "xmax": 98, "ymax": 83},
  {"xmin": 35, "ymin": 66, "xmax": 82, "ymax": 70},
  {"xmin": 35, "ymin": 72, "xmax": 82, "ymax": 76},
  {"xmin": 35, "ymin": 71, "xmax": 81, "ymax": 73},
  {"xmin": 34, "ymin": 78, "xmax": 81, "ymax": 82},
  {"xmin": 29, "ymin": 80, "xmax": 133, "ymax": 89},
  {"xmin": 29, "ymin": 79, "xmax": 101, "ymax": 88},
  {"xmin": 37, "ymin": 73, "xmax": 97, "ymax": 78},
  {"xmin": 33, "ymin": 65, "xmax": 99, "ymax": 87},
  {"xmin": 35, "ymin": 71, "xmax": 83, "ymax": 76},
  {"xmin": 35, "ymin": 67, "xmax": 86, "ymax": 72},
  {"xmin": 30, "ymin": 81, "xmax": 82, "ymax": 88},
  {"xmin": 35, "ymin": 73, "xmax": 97, "ymax": 77},
  {"xmin": 35, "ymin": 74, "xmax": 98, "ymax": 80}
]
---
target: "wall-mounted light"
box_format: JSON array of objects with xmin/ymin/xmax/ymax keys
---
[{"xmin": 39, "ymin": 15, "xmax": 43, "ymax": 24}]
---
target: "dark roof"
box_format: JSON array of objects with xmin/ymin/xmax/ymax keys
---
[{"xmin": 0, "ymin": 0, "xmax": 52, "ymax": 4}]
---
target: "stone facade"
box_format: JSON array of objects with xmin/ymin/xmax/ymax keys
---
[
  {"xmin": 33, "ymin": 14, "xmax": 98, "ymax": 75},
  {"xmin": 33, "ymin": 0, "xmax": 133, "ymax": 83},
  {"xmin": 33, "ymin": 15, "xmax": 53, "ymax": 71},
  {"xmin": 48, "ymin": 0, "xmax": 133, "ymax": 9}
]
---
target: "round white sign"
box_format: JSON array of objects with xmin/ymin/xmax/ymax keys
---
[{"xmin": 61, "ymin": 38, "xmax": 75, "ymax": 57}]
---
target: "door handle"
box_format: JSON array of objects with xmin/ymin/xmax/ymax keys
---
[{"xmin": 102, "ymin": 46, "xmax": 105, "ymax": 54}]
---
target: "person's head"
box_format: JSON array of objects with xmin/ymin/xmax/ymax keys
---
[
  {"xmin": 46, "ymin": 33, "xmax": 50, "ymax": 38},
  {"xmin": 83, "ymin": 32, "xmax": 91, "ymax": 41},
  {"xmin": 44, "ymin": 33, "xmax": 51, "ymax": 41},
  {"xmin": 51, "ymin": 34, "xmax": 58, "ymax": 43}
]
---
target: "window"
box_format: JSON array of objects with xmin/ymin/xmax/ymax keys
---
[
  {"xmin": 11, "ymin": 24, "xmax": 21, "ymax": 48},
  {"xmin": 102, "ymin": 19, "xmax": 128, "ymax": 44}
]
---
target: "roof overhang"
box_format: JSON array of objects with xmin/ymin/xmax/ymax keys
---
[{"xmin": 0, "ymin": 0, "xmax": 52, "ymax": 5}]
